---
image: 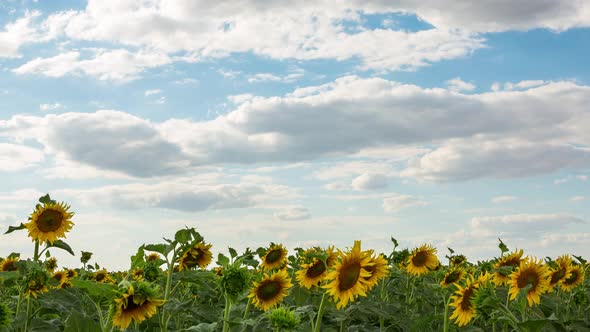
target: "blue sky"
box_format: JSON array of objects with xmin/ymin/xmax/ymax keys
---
[{"xmin": 1, "ymin": 0, "xmax": 589, "ymax": 269}]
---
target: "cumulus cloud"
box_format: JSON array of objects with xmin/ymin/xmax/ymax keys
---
[
  {"xmin": 445, "ymin": 77, "xmax": 475, "ymax": 92},
  {"xmin": 491, "ymin": 196, "xmax": 517, "ymax": 203},
  {"xmin": 39, "ymin": 103, "xmax": 64, "ymax": 112},
  {"xmin": 0, "ymin": 11, "xmax": 43, "ymax": 58},
  {"xmin": 382, "ymin": 194, "xmax": 428, "ymax": 212},
  {"xmin": 351, "ymin": 173, "xmax": 389, "ymax": 190},
  {"xmin": 0, "ymin": 143, "xmax": 44, "ymax": 171},
  {"xmin": 274, "ymin": 206, "xmax": 311, "ymax": 221},
  {"xmin": 470, "ymin": 213, "xmax": 585, "ymax": 235}
]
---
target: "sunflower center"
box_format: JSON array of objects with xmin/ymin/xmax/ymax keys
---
[
  {"xmin": 460, "ymin": 287, "xmax": 475, "ymax": 311},
  {"xmin": 306, "ymin": 261, "xmax": 326, "ymax": 278},
  {"xmin": 338, "ymin": 262, "xmax": 361, "ymax": 291},
  {"xmin": 1, "ymin": 260, "xmax": 17, "ymax": 271},
  {"xmin": 96, "ymin": 273, "xmax": 106, "ymax": 282},
  {"xmin": 516, "ymin": 269, "xmax": 539, "ymax": 289},
  {"xmin": 445, "ymin": 271, "xmax": 461, "ymax": 284},
  {"xmin": 124, "ymin": 295, "xmax": 142, "ymax": 311},
  {"xmin": 265, "ymin": 249, "xmax": 282, "ymax": 264},
  {"xmin": 563, "ymin": 271, "xmax": 579, "ymax": 285},
  {"xmin": 36, "ymin": 209, "xmax": 64, "ymax": 232},
  {"xmin": 256, "ymin": 280, "xmax": 281, "ymax": 301},
  {"xmin": 550, "ymin": 268, "xmax": 566, "ymax": 284},
  {"xmin": 412, "ymin": 252, "xmax": 428, "ymax": 267}
]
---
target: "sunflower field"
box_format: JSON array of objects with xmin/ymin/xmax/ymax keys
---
[{"xmin": 1, "ymin": 195, "xmax": 589, "ymax": 331}]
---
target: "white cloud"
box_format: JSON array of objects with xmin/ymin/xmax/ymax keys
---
[
  {"xmin": 576, "ymin": 175, "xmax": 588, "ymax": 181},
  {"xmin": 274, "ymin": 206, "xmax": 311, "ymax": 221},
  {"xmin": 571, "ymin": 196, "xmax": 585, "ymax": 201},
  {"xmin": 382, "ymin": 194, "xmax": 428, "ymax": 213},
  {"xmin": 445, "ymin": 77, "xmax": 475, "ymax": 92},
  {"xmin": 470, "ymin": 213, "xmax": 585, "ymax": 235},
  {"xmin": 39, "ymin": 103, "xmax": 64, "ymax": 112},
  {"xmin": 0, "ymin": 11, "xmax": 43, "ymax": 58},
  {"xmin": 351, "ymin": 173, "xmax": 388, "ymax": 190},
  {"xmin": 0, "ymin": 143, "xmax": 44, "ymax": 171},
  {"xmin": 248, "ymin": 69, "xmax": 305, "ymax": 84},
  {"xmin": 504, "ymin": 80, "xmax": 546, "ymax": 90},
  {"xmin": 144, "ymin": 89, "xmax": 162, "ymax": 96},
  {"xmin": 172, "ymin": 78, "xmax": 198, "ymax": 85},
  {"xmin": 491, "ymin": 196, "xmax": 517, "ymax": 203}
]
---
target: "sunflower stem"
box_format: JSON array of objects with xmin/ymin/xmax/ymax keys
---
[
  {"xmin": 243, "ymin": 298, "xmax": 251, "ymax": 319},
  {"xmin": 24, "ymin": 297, "xmax": 32, "ymax": 332},
  {"xmin": 340, "ymin": 319, "xmax": 345, "ymax": 332},
  {"xmin": 314, "ymin": 292, "xmax": 328, "ymax": 332},
  {"xmin": 15, "ymin": 288, "xmax": 23, "ymax": 318},
  {"xmin": 222, "ymin": 295, "xmax": 232, "ymax": 332},
  {"xmin": 161, "ymin": 247, "xmax": 177, "ymax": 332},
  {"xmin": 33, "ymin": 240, "xmax": 40, "ymax": 262},
  {"xmin": 379, "ymin": 277, "xmax": 386, "ymax": 331},
  {"xmin": 442, "ymin": 293, "xmax": 451, "ymax": 332}
]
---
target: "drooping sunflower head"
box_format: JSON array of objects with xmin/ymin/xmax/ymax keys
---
[
  {"xmin": 492, "ymin": 249, "xmax": 524, "ymax": 285},
  {"xmin": 249, "ymin": 269, "xmax": 293, "ymax": 311},
  {"xmin": 441, "ymin": 267, "xmax": 466, "ymax": 288},
  {"xmin": 45, "ymin": 257, "xmax": 58, "ymax": 273},
  {"xmin": 177, "ymin": 242, "xmax": 213, "ymax": 271},
  {"xmin": 363, "ymin": 253, "xmax": 389, "ymax": 291},
  {"xmin": 0, "ymin": 301, "xmax": 13, "ymax": 329},
  {"xmin": 508, "ymin": 257, "xmax": 550, "ymax": 307},
  {"xmin": 260, "ymin": 243, "xmax": 289, "ymax": 271},
  {"xmin": 52, "ymin": 270, "xmax": 72, "ymax": 289},
  {"xmin": 450, "ymin": 254, "xmax": 468, "ymax": 267},
  {"xmin": 132, "ymin": 269, "xmax": 144, "ymax": 281},
  {"xmin": 323, "ymin": 241, "xmax": 373, "ymax": 309},
  {"xmin": 93, "ymin": 269, "xmax": 114, "ymax": 284},
  {"xmin": 547, "ymin": 255, "xmax": 572, "ymax": 291},
  {"xmin": 406, "ymin": 244, "xmax": 439, "ymax": 276},
  {"xmin": 143, "ymin": 263, "xmax": 161, "ymax": 282},
  {"xmin": 267, "ymin": 307, "xmax": 300, "ymax": 332},
  {"xmin": 560, "ymin": 264, "xmax": 585, "ymax": 292},
  {"xmin": 23, "ymin": 266, "xmax": 50, "ymax": 299},
  {"xmin": 0, "ymin": 257, "xmax": 19, "ymax": 272},
  {"xmin": 25, "ymin": 201, "xmax": 75, "ymax": 244},
  {"xmin": 449, "ymin": 275, "xmax": 480, "ymax": 327},
  {"xmin": 220, "ymin": 265, "xmax": 251, "ymax": 300},
  {"xmin": 112, "ymin": 282, "xmax": 165, "ymax": 330}
]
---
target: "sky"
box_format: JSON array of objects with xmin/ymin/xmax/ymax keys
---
[{"xmin": 1, "ymin": 0, "xmax": 589, "ymax": 270}]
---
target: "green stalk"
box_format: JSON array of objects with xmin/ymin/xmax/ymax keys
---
[
  {"xmin": 314, "ymin": 293, "xmax": 328, "ymax": 332},
  {"xmin": 161, "ymin": 247, "xmax": 177, "ymax": 332},
  {"xmin": 222, "ymin": 295, "xmax": 232, "ymax": 332},
  {"xmin": 243, "ymin": 298, "xmax": 251, "ymax": 319},
  {"xmin": 379, "ymin": 279, "xmax": 386, "ymax": 331},
  {"xmin": 442, "ymin": 294, "xmax": 452, "ymax": 332},
  {"xmin": 24, "ymin": 240, "xmax": 41, "ymax": 331}
]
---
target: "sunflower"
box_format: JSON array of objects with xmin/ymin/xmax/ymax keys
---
[
  {"xmin": 66, "ymin": 269, "xmax": 78, "ymax": 279},
  {"xmin": 508, "ymin": 257, "xmax": 550, "ymax": 306},
  {"xmin": 132, "ymin": 269, "xmax": 144, "ymax": 281},
  {"xmin": 363, "ymin": 253, "xmax": 389, "ymax": 291},
  {"xmin": 261, "ymin": 244, "xmax": 289, "ymax": 271},
  {"xmin": 249, "ymin": 269, "xmax": 293, "ymax": 311},
  {"xmin": 406, "ymin": 244, "xmax": 439, "ymax": 276},
  {"xmin": 560, "ymin": 264, "xmax": 585, "ymax": 292},
  {"xmin": 450, "ymin": 254, "xmax": 468, "ymax": 267},
  {"xmin": 449, "ymin": 275, "xmax": 481, "ymax": 327},
  {"xmin": 94, "ymin": 269, "xmax": 115, "ymax": 284},
  {"xmin": 52, "ymin": 270, "xmax": 72, "ymax": 288},
  {"xmin": 177, "ymin": 242, "xmax": 213, "ymax": 271},
  {"xmin": 295, "ymin": 247, "xmax": 337, "ymax": 289},
  {"xmin": 441, "ymin": 267, "xmax": 466, "ymax": 288},
  {"xmin": 492, "ymin": 249, "xmax": 524, "ymax": 285},
  {"xmin": 547, "ymin": 255, "xmax": 572, "ymax": 291},
  {"xmin": 25, "ymin": 201, "xmax": 74, "ymax": 244},
  {"xmin": 323, "ymin": 241, "xmax": 373, "ymax": 309},
  {"xmin": 45, "ymin": 257, "xmax": 58, "ymax": 273},
  {"xmin": 0, "ymin": 257, "xmax": 19, "ymax": 271},
  {"xmin": 146, "ymin": 253, "xmax": 161, "ymax": 262},
  {"xmin": 112, "ymin": 282, "xmax": 165, "ymax": 330},
  {"xmin": 24, "ymin": 268, "xmax": 50, "ymax": 299}
]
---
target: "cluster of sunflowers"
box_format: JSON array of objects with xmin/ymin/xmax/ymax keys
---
[{"xmin": 1, "ymin": 195, "xmax": 589, "ymax": 331}]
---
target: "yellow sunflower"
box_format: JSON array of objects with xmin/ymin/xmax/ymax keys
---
[
  {"xmin": 547, "ymin": 255, "xmax": 572, "ymax": 291},
  {"xmin": 249, "ymin": 269, "xmax": 293, "ymax": 311},
  {"xmin": 24, "ymin": 268, "xmax": 50, "ymax": 299},
  {"xmin": 132, "ymin": 269, "xmax": 144, "ymax": 281},
  {"xmin": 94, "ymin": 269, "xmax": 115, "ymax": 284},
  {"xmin": 406, "ymin": 244, "xmax": 439, "ymax": 276},
  {"xmin": 296, "ymin": 257, "xmax": 330, "ymax": 289},
  {"xmin": 508, "ymin": 258, "xmax": 550, "ymax": 306},
  {"xmin": 323, "ymin": 241, "xmax": 373, "ymax": 309},
  {"xmin": 45, "ymin": 257, "xmax": 58, "ymax": 273},
  {"xmin": 261, "ymin": 244, "xmax": 288, "ymax": 271},
  {"xmin": 363, "ymin": 253, "xmax": 389, "ymax": 291},
  {"xmin": 0, "ymin": 257, "xmax": 19, "ymax": 271},
  {"xmin": 560, "ymin": 264, "xmax": 585, "ymax": 292},
  {"xmin": 25, "ymin": 201, "xmax": 74, "ymax": 244},
  {"xmin": 112, "ymin": 283, "xmax": 165, "ymax": 330},
  {"xmin": 177, "ymin": 242, "xmax": 213, "ymax": 271},
  {"xmin": 449, "ymin": 275, "xmax": 481, "ymax": 327},
  {"xmin": 65, "ymin": 269, "xmax": 78, "ymax": 279},
  {"xmin": 52, "ymin": 270, "xmax": 72, "ymax": 288},
  {"xmin": 441, "ymin": 268, "xmax": 466, "ymax": 288},
  {"xmin": 492, "ymin": 249, "xmax": 524, "ymax": 285},
  {"xmin": 146, "ymin": 253, "xmax": 161, "ymax": 262}
]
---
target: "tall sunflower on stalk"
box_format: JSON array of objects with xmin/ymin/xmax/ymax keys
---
[
  {"xmin": 177, "ymin": 242, "xmax": 213, "ymax": 271},
  {"xmin": 23, "ymin": 266, "xmax": 50, "ymax": 299},
  {"xmin": 249, "ymin": 269, "xmax": 293, "ymax": 311},
  {"xmin": 406, "ymin": 244, "xmax": 439, "ymax": 276},
  {"xmin": 52, "ymin": 270, "xmax": 72, "ymax": 289},
  {"xmin": 295, "ymin": 247, "xmax": 337, "ymax": 289},
  {"xmin": 0, "ymin": 256, "xmax": 19, "ymax": 271},
  {"xmin": 449, "ymin": 273, "xmax": 490, "ymax": 327},
  {"xmin": 492, "ymin": 249, "xmax": 524, "ymax": 285},
  {"xmin": 547, "ymin": 255, "xmax": 572, "ymax": 291},
  {"xmin": 112, "ymin": 281, "xmax": 166, "ymax": 330},
  {"xmin": 25, "ymin": 201, "xmax": 74, "ymax": 244},
  {"xmin": 260, "ymin": 243, "xmax": 289, "ymax": 271},
  {"xmin": 323, "ymin": 241, "xmax": 373, "ymax": 309},
  {"xmin": 508, "ymin": 257, "xmax": 550, "ymax": 306},
  {"xmin": 441, "ymin": 267, "xmax": 466, "ymax": 288},
  {"xmin": 560, "ymin": 264, "xmax": 585, "ymax": 292},
  {"xmin": 362, "ymin": 251, "xmax": 389, "ymax": 291}
]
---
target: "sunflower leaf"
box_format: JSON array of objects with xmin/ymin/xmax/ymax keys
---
[
  {"xmin": 48, "ymin": 239, "xmax": 75, "ymax": 256},
  {"xmin": 4, "ymin": 223, "xmax": 26, "ymax": 234},
  {"xmin": 217, "ymin": 253, "xmax": 230, "ymax": 267},
  {"xmin": 145, "ymin": 243, "xmax": 170, "ymax": 256},
  {"xmin": 175, "ymin": 229, "xmax": 192, "ymax": 243},
  {"xmin": 228, "ymin": 247, "xmax": 238, "ymax": 259},
  {"xmin": 498, "ymin": 238, "xmax": 509, "ymax": 254},
  {"xmin": 573, "ymin": 255, "xmax": 587, "ymax": 265},
  {"xmin": 38, "ymin": 193, "xmax": 55, "ymax": 205}
]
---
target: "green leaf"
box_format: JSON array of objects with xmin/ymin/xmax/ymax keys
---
[
  {"xmin": 180, "ymin": 322, "xmax": 218, "ymax": 332},
  {"xmin": 64, "ymin": 311, "xmax": 102, "ymax": 332},
  {"xmin": 71, "ymin": 280, "xmax": 117, "ymax": 300},
  {"xmin": 47, "ymin": 239, "xmax": 75, "ymax": 256},
  {"xmin": 228, "ymin": 247, "xmax": 238, "ymax": 259},
  {"xmin": 131, "ymin": 245, "xmax": 145, "ymax": 269},
  {"xmin": 38, "ymin": 193, "xmax": 55, "ymax": 205},
  {"xmin": 175, "ymin": 228, "xmax": 191, "ymax": 243},
  {"xmin": 189, "ymin": 228, "xmax": 204, "ymax": 243},
  {"xmin": 390, "ymin": 236, "xmax": 399, "ymax": 248},
  {"xmin": 498, "ymin": 238, "xmax": 509, "ymax": 254},
  {"xmin": 4, "ymin": 223, "xmax": 26, "ymax": 234},
  {"xmin": 518, "ymin": 319, "xmax": 548, "ymax": 332},
  {"xmin": 145, "ymin": 243, "xmax": 171, "ymax": 256},
  {"xmin": 217, "ymin": 253, "xmax": 230, "ymax": 267},
  {"xmin": 573, "ymin": 254, "xmax": 587, "ymax": 265}
]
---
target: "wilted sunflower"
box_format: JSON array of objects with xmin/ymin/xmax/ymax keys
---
[
  {"xmin": 52, "ymin": 270, "xmax": 72, "ymax": 288},
  {"xmin": 441, "ymin": 268, "xmax": 466, "ymax": 288},
  {"xmin": 177, "ymin": 242, "xmax": 213, "ymax": 271},
  {"xmin": 363, "ymin": 252, "xmax": 389, "ymax": 291},
  {"xmin": 24, "ymin": 268, "xmax": 49, "ymax": 298},
  {"xmin": 492, "ymin": 249, "xmax": 524, "ymax": 285},
  {"xmin": 261, "ymin": 244, "xmax": 288, "ymax": 271},
  {"xmin": 25, "ymin": 201, "xmax": 74, "ymax": 244},
  {"xmin": 249, "ymin": 269, "xmax": 293, "ymax": 311},
  {"xmin": 560, "ymin": 264, "xmax": 585, "ymax": 292},
  {"xmin": 449, "ymin": 275, "xmax": 481, "ymax": 327},
  {"xmin": 45, "ymin": 257, "xmax": 58, "ymax": 273},
  {"xmin": 406, "ymin": 244, "xmax": 439, "ymax": 276},
  {"xmin": 112, "ymin": 282, "xmax": 165, "ymax": 330},
  {"xmin": 508, "ymin": 257, "xmax": 550, "ymax": 306},
  {"xmin": 0, "ymin": 257, "xmax": 19, "ymax": 271},
  {"xmin": 323, "ymin": 241, "xmax": 373, "ymax": 309},
  {"xmin": 547, "ymin": 255, "xmax": 572, "ymax": 291}
]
